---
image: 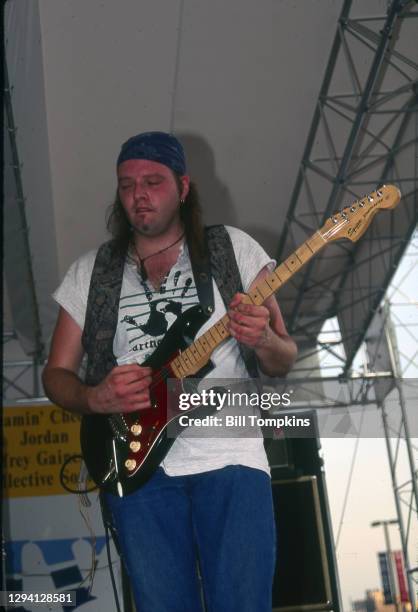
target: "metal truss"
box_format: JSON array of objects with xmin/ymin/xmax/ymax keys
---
[
  {"xmin": 297, "ymin": 237, "xmax": 418, "ymax": 608},
  {"xmin": 279, "ymin": 297, "xmax": 418, "ymax": 608},
  {"xmin": 3, "ymin": 19, "xmax": 46, "ymax": 402},
  {"xmin": 2, "ymin": 332, "xmax": 43, "ymax": 401},
  {"xmin": 276, "ymin": 0, "xmax": 418, "ymax": 377},
  {"xmin": 379, "ymin": 387, "xmax": 418, "ymax": 608},
  {"xmin": 3, "ymin": 34, "xmax": 45, "ymax": 363},
  {"xmin": 279, "ymin": 15, "xmax": 418, "ymax": 593},
  {"xmin": 365, "ymin": 302, "xmax": 417, "ymax": 608}
]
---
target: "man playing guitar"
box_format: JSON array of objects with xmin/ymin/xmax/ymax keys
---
[{"xmin": 43, "ymin": 131, "xmax": 297, "ymax": 612}]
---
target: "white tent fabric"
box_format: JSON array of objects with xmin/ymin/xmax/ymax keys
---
[
  {"xmin": 4, "ymin": 0, "xmax": 342, "ymax": 350},
  {"xmin": 5, "ymin": 0, "xmax": 59, "ymax": 353},
  {"xmin": 4, "ymin": 0, "xmax": 417, "ymax": 362}
]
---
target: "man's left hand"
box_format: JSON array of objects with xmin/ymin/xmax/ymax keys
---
[{"xmin": 228, "ymin": 293, "xmax": 271, "ymax": 348}]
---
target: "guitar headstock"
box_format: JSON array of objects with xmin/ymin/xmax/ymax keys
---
[{"xmin": 320, "ymin": 184, "xmax": 401, "ymax": 243}]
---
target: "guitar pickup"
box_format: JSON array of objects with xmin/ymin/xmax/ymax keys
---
[{"xmin": 109, "ymin": 414, "xmax": 129, "ymax": 441}]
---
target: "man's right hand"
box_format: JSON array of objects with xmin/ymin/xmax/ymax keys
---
[
  {"xmin": 42, "ymin": 308, "xmax": 154, "ymax": 416},
  {"xmin": 86, "ymin": 364, "xmax": 153, "ymax": 414}
]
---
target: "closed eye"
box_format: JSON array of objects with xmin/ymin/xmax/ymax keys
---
[
  {"xmin": 145, "ymin": 178, "xmax": 164, "ymax": 186},
  {"xmin": 118, "ymin": 181, "xmax": 134, "ymax": 190}
]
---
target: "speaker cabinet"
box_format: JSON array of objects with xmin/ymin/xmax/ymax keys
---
[{"xmin": 272, "ymin": 476, "xmax": 333, "ymax": 611}]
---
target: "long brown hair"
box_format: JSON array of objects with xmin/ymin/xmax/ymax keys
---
[{"xmin": 106, "ymin": 174, "xmax": 206, "ymax": 263}]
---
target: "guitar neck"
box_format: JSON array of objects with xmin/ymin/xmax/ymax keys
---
[{"xmin": 170, "ymin": 229, "xmax": 327, "ymax": 378}]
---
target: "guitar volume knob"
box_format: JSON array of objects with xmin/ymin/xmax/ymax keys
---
[
  {"xmin": 125, "ymin": 459, "xmax": 137, "ymax": 471},
  {"xmin": 129, "ymin": 441, "xmax": 141, "ymax": 452},
  {"xmin": 131, "ymin": 424, "xmax": 142, "ymax": 435}
]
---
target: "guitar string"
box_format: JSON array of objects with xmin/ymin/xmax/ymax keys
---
[
  {"xmin": 147, "ymin": 221, "xmax": 348, "ymax": 389},
  {"xmin": 148, "ymin": 229, "xmax": 362, "ymax": 388},
  {"xmin": 143, "ymin": 223, "xmax": 386, "ymax": 430},
  {"xmin": 146, "ymin": 196, "xmax": 380, "ymax": 394},
  {"xmin": 125, "ymin": 194, "xmax": 390, "ymax": 449}
]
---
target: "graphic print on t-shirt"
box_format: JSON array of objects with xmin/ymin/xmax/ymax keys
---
[{"xmin": 119, "ymin": 268, "xmax": 199, "ymax": 362}]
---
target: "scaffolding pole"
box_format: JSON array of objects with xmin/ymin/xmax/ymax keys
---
[{"xmin": 380, "ymin": 402, "xmax": 417, "ymax": 607}]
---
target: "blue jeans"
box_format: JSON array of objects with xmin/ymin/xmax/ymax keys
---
[{"xmin": 104, "ymin": 465, "xmax": 276, "ymax": 612}]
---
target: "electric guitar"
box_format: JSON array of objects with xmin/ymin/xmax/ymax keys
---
[{"xmin": 80, "ymin": 184, "xmax": 401, "ymax": 495}]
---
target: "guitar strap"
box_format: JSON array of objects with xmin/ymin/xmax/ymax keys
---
[
  {"xmin": 188, "ymin": 229, "xmax": 214, "ymax": 317},
  {"xmin": 204, "ymin": 225, "xmax": 259, "ymax": 380}
]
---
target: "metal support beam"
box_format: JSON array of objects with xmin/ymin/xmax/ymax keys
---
[
  {"xmin": 288, "ymin": 0, "xmax": 409, "ymax": 330},
  {"xmin": 276, "ymin": 0, "xmax": 354, "ymax": 262},
  {"xmin": 366, "ymin": 302, "xmax": 418, "ymax": 608},
  {"xmin": 342, "ymin": 91, "xmax": 418, "ymax": 374},
  {"xmin": 380, "ymin": 406, "xmax": 417, "ymax": 607},
  {"xmin": 3, "ymin": 39, "xmax": 44, "ymax": 361},
  {"xmin": 275, "ymin": 0, "xmax": 418, "ymax": 373}
]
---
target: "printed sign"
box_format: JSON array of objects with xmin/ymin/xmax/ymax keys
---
[
  {"xmin": 393, "ymin": 550, "xmax": 409, "ymax": 603},
  {"xmin": 378, "ymin": 551, "xmax": 394, "ymax": 605},
  {"xmin": 2, "ymin": 404, "xmax": 92, "ymax": 498}
]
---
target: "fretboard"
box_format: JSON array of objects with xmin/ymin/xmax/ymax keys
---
[{"xmin": 170, "ymin": 229, "xmax": 326, "ymax": 378}]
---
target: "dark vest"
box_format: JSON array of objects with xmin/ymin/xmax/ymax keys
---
[{"xmin": 81, "ymin": 225, "xmax": 258, "ymax": 386}]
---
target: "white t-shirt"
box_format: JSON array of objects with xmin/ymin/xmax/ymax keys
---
[{"xmin": 53, "ymin": 226, "xmax": 275, "ymax": 476}]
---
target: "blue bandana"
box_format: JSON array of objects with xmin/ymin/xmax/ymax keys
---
[{"xmin": 117, "ymin": 131, "xmax": 186, "ymax": 175}]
